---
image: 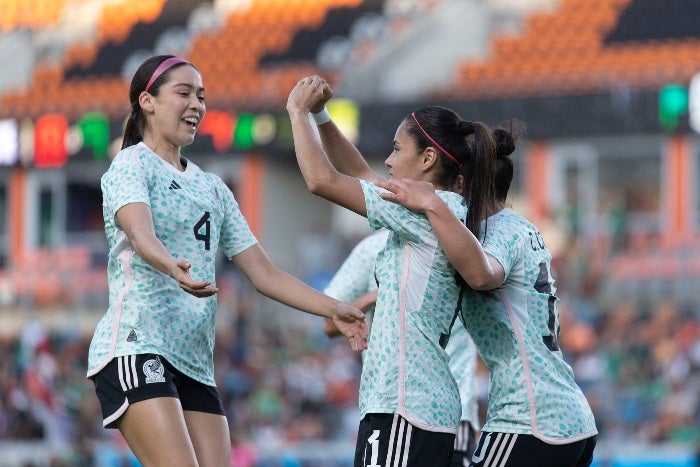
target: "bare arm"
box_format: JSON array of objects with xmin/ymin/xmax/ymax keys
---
[
  {"xmin": 306, "ymin": 76, "xmax": 383, "ymax": 183},
  {"xmin": 116, "ymin": 202, "xmax": 218, "ymax": 297},
  {"xmin": 232, "ymin": 244, "xmax": 368, "ymax": 352},
  {"xmin": 317, "ymin": 120, "xmax": 384, "ymax": 183},
  {"xmin": 287, "ymin": 76, "xmax": 367, "ymax": 216},
  {"xmin": 376, "ymin": 179, "xmax": 505, "ymax": 290}
]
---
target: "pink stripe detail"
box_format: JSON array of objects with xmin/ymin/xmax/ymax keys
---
[
  {"xmin": 397, "ymin": 244, "xmax": 411, "ymax": 413},
  {"xmin": 145, "ymin": 57, "xmax": 190, "ymax": 92},
  {"xmin": 499, "ymin": 289, "xmax": 540, "ymax": 437},
  {"xmin": 411, "ymin": 112, "xmax": 462, "ymax": 167},
  {"xmin": 86, "ymin": 248, "xmax": 134, "ymax": 378}
]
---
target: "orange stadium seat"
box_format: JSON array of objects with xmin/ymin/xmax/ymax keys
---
[
  {"xmin": 444, "ymin": 0, "xmax": 700, "ymax": 100},
  {"xmin": 0, "ymin": 0, "xmax": 70, "ymax": 31}
]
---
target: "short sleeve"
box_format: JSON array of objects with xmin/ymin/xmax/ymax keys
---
[
  {"xmin": 359, "ymin": 179, "xmax": 430, "ymax": 243},
  {"xmin": 481, "ymin": 219, "xmax": 521, "ymax": 278},
  {"xmin": 101, "ymin": 153, "xmax": 151, "ymax": 224}
]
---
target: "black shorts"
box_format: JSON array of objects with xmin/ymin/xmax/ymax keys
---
[
  {"xmin": 450, "ymin": 421, "xmax": 477, "ymax": 467},
  {"xmin": 91, "ymin": 354, "xmax": 225, "ymax": 428},
  {"xmin": 469, "ymin": 432, "xmax": 597, "ymax": 467},
  {"xmin": 355, "ymin": 413, "xmax": 455, "ymax": 467}
]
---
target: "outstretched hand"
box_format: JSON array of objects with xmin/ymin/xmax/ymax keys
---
[
  {"xmin": 170, "ymin": 258, "xmax": 219, "ymax": 298},
  {"xmin": 331, "ymin": 303, "xmax": 369, "ymax": 353},
  {"xmin": 375, "ymin": 178, "xmax": 440, "ymax": 213},
  {"xmin": 287, "ymin": 75, "xmax": 333, "ymax": 115}
]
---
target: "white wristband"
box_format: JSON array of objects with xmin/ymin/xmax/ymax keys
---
[{"xmin": 311, "ymin": 107, "xmax": 331, "ymax": 125}]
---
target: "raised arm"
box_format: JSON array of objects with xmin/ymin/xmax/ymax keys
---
[
  {"xmin": 306, "ymin": 76, "xmax": 384, "ymax": 183},
  {"xmin": 116, "ymin": 202, "xmax": 219, "ymax": 297},
  {"xmin": 316, "ymin": 120, "xmax": 384, "ymax": 183},
  {"xmin": 287, "ymin": 76, "xmax": 367, "ymax": 216},
  {"xmin": 232, "ymin": 244, "xmax": 368, "ymax": 352},
  {"xmin": 376, "ymin": 178, "xmax": 505, "ymax": 290}
]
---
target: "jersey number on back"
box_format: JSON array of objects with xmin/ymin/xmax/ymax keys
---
[
  {"xmin": 535, "ymin": 262, "xmax": 560, "ymax": 352},
  {"xmin": 193, "ymin": 212, "xmax": 211, "ymax": 250}
]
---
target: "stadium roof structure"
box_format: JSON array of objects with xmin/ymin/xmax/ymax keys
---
[{"xmin": 0, "ymin": 0, "xmax": 698, "ymax": 147}]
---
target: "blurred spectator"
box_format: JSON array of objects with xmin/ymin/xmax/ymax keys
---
[{"xmin": 1, "ymin": 233, "xmax": 700, "ymax": 464}]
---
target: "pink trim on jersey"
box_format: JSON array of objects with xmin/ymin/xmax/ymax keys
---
[
  {"xmin": 86, "ymin": 249, "xmax": 134, "ymax": 378},
  {"xmin": 499, "ymin": 289, "xmax": 540, "ymax": 437},
  {"xmin": 397, "ymin": 244, "xmax": 411, "ymax": 413}
]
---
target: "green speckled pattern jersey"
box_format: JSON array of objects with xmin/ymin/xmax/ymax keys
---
[
  {"xmin": 462, "ymin": 208, "xmax": 597, "ymax": 443},
  {"xmin": 87, "ymin": 142, "xmax": 258, "ymax": 385},
  {"xmin": 445, "ymin": 320, "xmax": 479, "ymax": 429},
  {"xmin": 323, "ymin": 229, "xmax": 389, "ymax": 327},
  {"xmin": 358, "ymin": 180, "xmax": 465, "ymax": 434}
]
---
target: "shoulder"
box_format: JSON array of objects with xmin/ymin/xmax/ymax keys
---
[
  {"xmin": 115, "ymin": 143, "xmax": 152, "ymax": 163},
  {"xmin": 436, "ymin": 190, "xmax": 467, "ymax": 218},
  {"xmin": 105, "ymin": 144, "xmax": 152, "ymax": 175}
]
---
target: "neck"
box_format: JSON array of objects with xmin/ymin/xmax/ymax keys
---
[
  {"xmin": 143, "ymin": 137, "xmax": 183, "ymax": 170},
  {"xmin": 485, "ymin": 200, "xmax": 506, "ymax": 218}
]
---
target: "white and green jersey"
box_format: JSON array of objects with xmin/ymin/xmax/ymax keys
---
[
  {"xmin": 358, "ymin": 180, "xmax": 465, "ymax": 434},
  {"xmin": 445, "ymin": 320, "xmax": 479, "ymax": 430},
  {"xmin": 323, "ymin": 229, "xmax": 389, "ymax": 329},
  {"xmin": 87, "ymin": 142, "xmax": 258, "ymax": 386},
  {"xmin": 462, "ymin": 208, "xmax": 597, "ymax": 443}
]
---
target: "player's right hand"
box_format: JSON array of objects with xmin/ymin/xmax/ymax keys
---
[{"xmin": 171, "ymin": 259, "xmax": 219, "ymax": 297}]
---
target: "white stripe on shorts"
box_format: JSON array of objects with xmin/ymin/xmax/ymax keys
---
[
  {"xmin": 480, "ymin": 433, "xmax": 518, "ymax": 467},
  {"xmin": 455, "ymin": 422, "xmax": 469, "ymax": 451},
  {"xmin": 117, "ymin": 355, "xmax": 139, "ymax": 391},
  {"xmin": 386, "ymin": 414, "xmax": 413, "ymax": 467}
]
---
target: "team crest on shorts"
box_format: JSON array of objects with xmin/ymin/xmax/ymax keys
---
[{"xmin": 143, "ymin": 357, "xmax": 166, "ymax": 384}]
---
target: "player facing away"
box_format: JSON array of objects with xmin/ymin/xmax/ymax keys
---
[
  {"xmin": 377, "ymin": 125, "xmax": 598, "ymax": 467},
  {"xmin": 287, "ymin": 75, "xmax": 500, "ymax": 467},
  {"xmin": 86, "ymin": 56, "xmax": 367, "ymax": 467}
]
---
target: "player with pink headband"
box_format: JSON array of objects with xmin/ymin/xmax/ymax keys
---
[
  {"xmin": 86, "ymin": 57, "xmax": 368, "ymax": 466},
  {"xmin": 287, "ymin": 76, "xmax": 498, "ymax": 467}
]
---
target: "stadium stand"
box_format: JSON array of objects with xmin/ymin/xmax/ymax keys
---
[
  {"xmin": 0, "ymin": 0, "xmax": 389, "ymax": 119},
  {"xmin": 441, "ymin": 0, "xmax": 700, "ymax": 99},
  {"xmin": 0, "ymin": 0, "xmax": 70, "ymax": 31}
]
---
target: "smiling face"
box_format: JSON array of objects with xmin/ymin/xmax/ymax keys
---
[
  {"xmin": 384, "ymin": 120, "xmax": 427, "ymax": 181},
  {"xmin": 143, "ymin": 64, "xmax": 205, "ymax": 150}
]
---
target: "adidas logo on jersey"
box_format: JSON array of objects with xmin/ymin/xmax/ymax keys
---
[
  {"xmin": 169, "ymin": 180, "xmax": 182, "ymax": 190},
  {"xmin": 126, "ymin": 330, "xmax": 138, "ymax": 342}
]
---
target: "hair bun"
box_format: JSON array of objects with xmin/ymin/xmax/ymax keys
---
[
  {"xmin": 494, "ymin": 128, "xmax": 515, "ymax": 157},
  {"xmin": 458, "ymin": 120, "xmax": 475, "ymax": 136}
]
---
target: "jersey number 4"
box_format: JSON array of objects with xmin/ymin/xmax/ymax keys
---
[{"xmin": 193, "ymin": 212, "xmax": 211, "ymax": 250}]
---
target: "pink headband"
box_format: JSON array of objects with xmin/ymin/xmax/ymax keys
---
[
  {"xmin": 145, "ymin": 57, "xmax": 190, "ymax": 92},
  {"xmin": 411, "ymin": 112, "xmax": 462, "ymax": 168}
]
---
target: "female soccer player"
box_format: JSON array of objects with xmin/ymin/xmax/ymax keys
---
[
  {"xmin": 86, "ymin": 56, "xmax": 367, "ymax": 467},
  {"xmin": 287, "ymin": 75, "xmax": 494, "ymax": 467},
  {"xmin": 377, "ymin": 126, "xmax": 598, "ymax": 467}
]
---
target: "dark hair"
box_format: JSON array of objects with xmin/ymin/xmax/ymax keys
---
[
  {"xmin": 492, "ymin": 122, "xmax": 520, "ymax": 202},
  {"xmin": 405, "ymin": 106, "xmax": 498, "ymax": 238},
  {"xmin": 121, "ymin": 55, "xmax": 197, "ymax": 149},
  {"xmin": 405, "ymin": 106, "xmax": 467, "ymax": 189}
]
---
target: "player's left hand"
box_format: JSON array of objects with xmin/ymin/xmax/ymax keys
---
[{"xmin": 375, "ymin": 178, "xmax": 440, "ymax": 213}]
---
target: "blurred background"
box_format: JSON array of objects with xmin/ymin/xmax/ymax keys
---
[{"xmin": 0, "ymin": 0, "xmax": 699, "ymax": 465}]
